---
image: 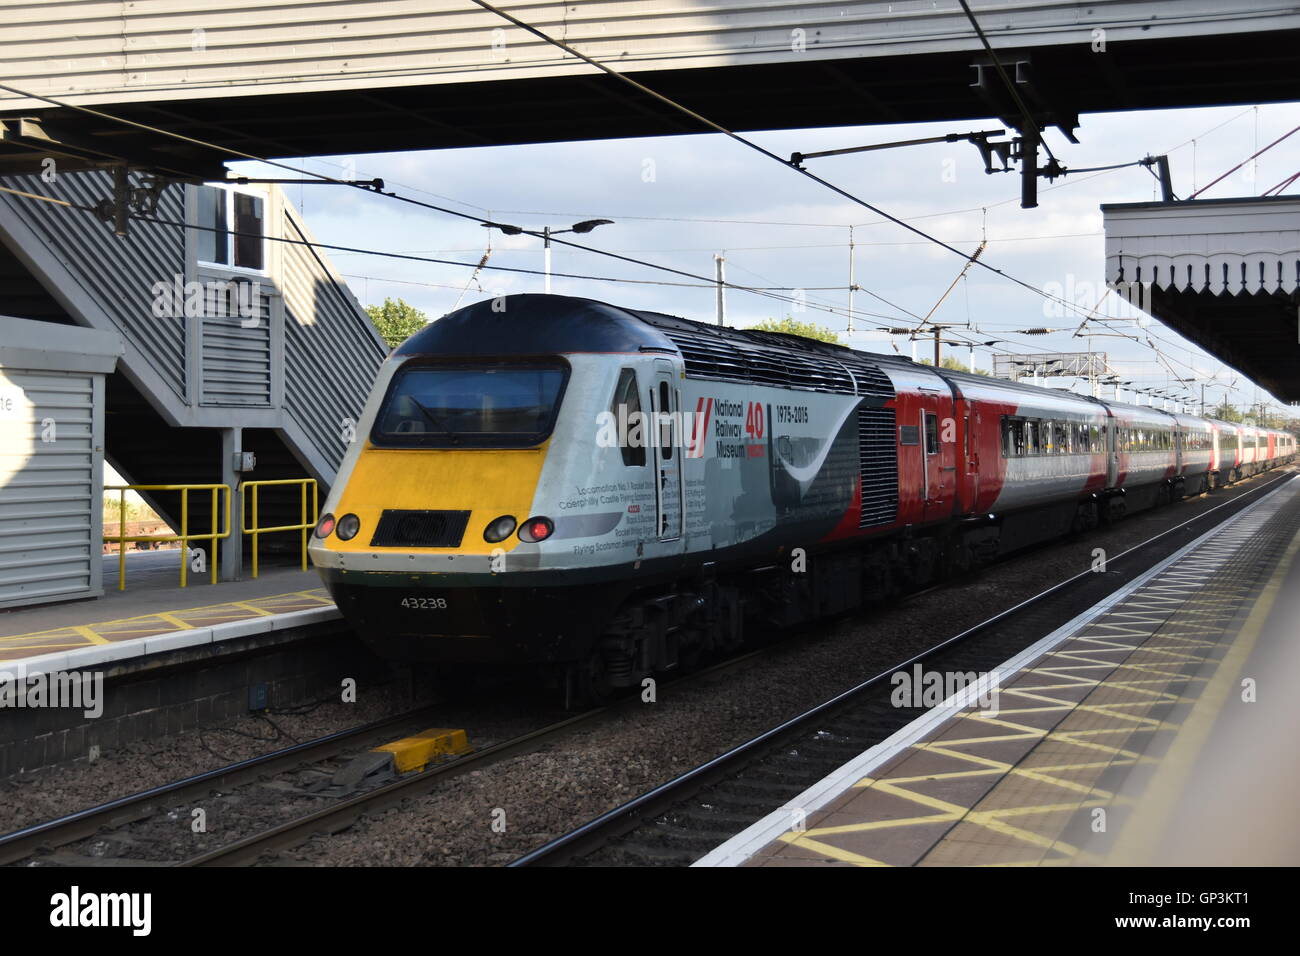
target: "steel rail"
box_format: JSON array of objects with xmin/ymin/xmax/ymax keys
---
[{"xmin": 0, "ymin": 706, "xmax": 445, "ymax": 866}]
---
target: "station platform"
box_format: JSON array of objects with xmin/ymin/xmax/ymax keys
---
[
  {"xmin": 0, "ymin": 549, "xmax": 337, "ymax": 674},
  {"xmin": 698, "ymin": 474, "xmax": 1300, "ymax": 867}
]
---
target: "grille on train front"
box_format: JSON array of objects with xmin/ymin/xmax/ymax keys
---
[
  {"xmin": 370, "ymin": 510, "xmax": 471, "ymax": 548},
  {"xmin": 858, "ymin": 406, "xmax": 898, "ymax": 529}
]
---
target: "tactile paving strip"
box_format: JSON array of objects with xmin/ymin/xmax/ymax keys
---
[{"xmin": 746, "ymin": 482, "xmax": 1300, "ymax": 867}]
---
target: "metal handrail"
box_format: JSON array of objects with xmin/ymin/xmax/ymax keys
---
[
  {"xmin": 239, "ymin": 478, "xmax": 319, "ymax": 577},
  {"xmin": 104, "ymin": 484, "xmax": 231, "ymax": 590}
]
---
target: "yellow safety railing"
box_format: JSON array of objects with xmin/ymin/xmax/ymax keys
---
[
  {"xmin": 104, "ymin": 484, "xmax": 231, "ymax": 590},
  {"xmin": 240, "ymin": 478, "xmax": 319, "ymax": 578}
]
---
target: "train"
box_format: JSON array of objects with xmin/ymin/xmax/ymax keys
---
[{"xmin": 308, "ymin": 294, "xmax": 1295, "ymax": 699}]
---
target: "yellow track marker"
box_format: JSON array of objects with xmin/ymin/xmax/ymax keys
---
[{"xmin": 374, "ymin": 728, "xmax": 472, "ymax": 773}]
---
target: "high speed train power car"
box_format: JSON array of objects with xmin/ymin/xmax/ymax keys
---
[{"xmin": 309, "ymin": 294, "xmax": 1295, "ymax": 698}]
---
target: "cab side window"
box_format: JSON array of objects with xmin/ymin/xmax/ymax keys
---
[
  {"xmin": 924, "ymin": 413, "xmax": 939, "ymax": 455},
  {"xmin": 611, "ymin": 368, "xmax": 646, "ymax": 467},
  {"xmin": 658, "ymin": 381, "xmax": 674, "ymax": 461}
]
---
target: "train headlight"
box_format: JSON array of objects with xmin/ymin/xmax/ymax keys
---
[
  {"xmin": 314, "ymin": 513, "xmax": 336, "ymax": 538},
  {"xmin": 483, "ymin": 515, "xmax": 517, "ymax": 543},
  {"xmin": 518, "ymin": 516, "xmax": 554, "ymax": 543},
  {"xmin": 336, "ymin": 513, "xmax": 361, "ymax": 541}
]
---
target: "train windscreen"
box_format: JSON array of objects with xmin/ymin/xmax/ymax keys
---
[{"xmin": 372, "ymin": 362, "xmax": 568, "ymax": 448}]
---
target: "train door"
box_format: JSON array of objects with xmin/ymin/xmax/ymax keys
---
[
  {"xmin": 960, "ymin": 403, "xmax": 980, "ymax": 515},
  {"xmin": 1107, "ymin": 416, "xmax": 1120, "ymax": 487},
  {"xmin": 921, "ymin": 394, "xmax": 957, "ymax": 522},
  {"xmin": 650, "ymin": 363, "xmax": 683, "ymax": 541}
]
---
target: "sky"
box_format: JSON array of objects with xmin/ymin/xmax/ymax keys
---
[{"xmin": 231, "ymin": 100, "xmax": 1300, "ymax": 417}]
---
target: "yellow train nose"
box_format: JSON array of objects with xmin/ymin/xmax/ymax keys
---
[{"xmin": 321, "ymin": 443, "xmax": 547, "ymax": 554}]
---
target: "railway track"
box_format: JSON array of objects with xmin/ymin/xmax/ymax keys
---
[
  {"xmin": 0, "ymin": 647, "xmax": 765, "ymax": 867},
  {"xmin": 511, "ymin": 470, "xmax": 1295, "ymax": 867},
  {"xmin": 6, "ymin": 472, "xmax": 1288, "ymax": 868},
  {"xmin": 0, "ymin": 706, "xmax": 451, "ymax": 867}
]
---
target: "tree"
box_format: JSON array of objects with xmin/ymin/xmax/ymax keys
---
[
  {"xmin": 920, "ymin": 356, "xmax": 992, "ymax": 376},
  {"xmin": 1213, "ymin": 401, "xmax": 1244, "ymax": 423},
  {"xmin": 365, "ymin": 297, "xmax": 428, "ymax": 347},
  {"xmin": 746, "ymin": 317, "xmax": 841, "ymax": 345}
]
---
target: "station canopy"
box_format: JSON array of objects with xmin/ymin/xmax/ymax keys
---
[{"xmin": 1103, "ymin": 197, "xmax": 1300, "ymax": 403}]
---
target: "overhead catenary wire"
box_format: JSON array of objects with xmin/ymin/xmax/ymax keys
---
[
  {"xmin": 461, "ymin": 1, "xmax": 1211, "ymax": 334},
  {"xmin": 0, "ymin": 80, "xmax": 930, "ymax": 325},
  {"xmin": 126, "ymin": 205, "xmax": 912, "ymax": 323},
  {"xmin": 1187, "ymin": 124, "xmax": 1300, "ymax": 199},
  {"xmin": 0, "ymin": 74, "xmax": 1278, "ymax": 400},
  {"xmin": 0, "ymin": 73, "xmax": 1259, "ymax": 331},
  {"xmin": 0, "ymin": 182, "xmax": 1247, "ymax": 400}
]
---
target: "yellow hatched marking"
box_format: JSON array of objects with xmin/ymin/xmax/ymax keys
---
[
  {"xmin": 153, "ymin": 612, "xmax": 195, "ymax": 630},
  {"xmin": 0, "ymin": 590, "xmax": 336, "ymax": 646},
  {"xmin": 1106, "ymin": 526, "xmax": 1300, "ymax": 864},
  {"xmin": 229, "ymin": 602, "xmax": 275, "ymax": 616},
  {"xmin": 777, "ymin": 835, "xmax": 892, "ymax": 866},
  {"xmin": 71, "ymin": 625, "xmax": 110, "ymax": 646}
]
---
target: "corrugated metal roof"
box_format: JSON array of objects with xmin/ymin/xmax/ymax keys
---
[{"xmin": 2, "ymin": 1, "xmax": 1296, "ymax": 109}]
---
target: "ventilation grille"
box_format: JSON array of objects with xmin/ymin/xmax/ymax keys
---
[
  {"xmin": 370, "ymin": 510, "xmax": 470, "ymax": 548},
  {"xmin": 638, "ymin": 314, "xmax": 894, "ymax": 400},
  {"xmin": 858, "ymin": 406, "xmax": 898, "ymax": 529}
]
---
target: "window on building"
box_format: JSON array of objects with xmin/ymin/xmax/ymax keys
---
[{"xmin": 196, "ymin": 185, "xmax": 266, "ymax": 271}]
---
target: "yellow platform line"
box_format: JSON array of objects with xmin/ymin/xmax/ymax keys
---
[
  {"xmin": 1105, "ymin": 526, "xmax": 1300, "ymax": 864},
  {"xmin": 71, "ymin": 625, "xmax": 110, "ymax": 646},
  {"xmin": 0, "ymin": 589, "xmax": 337, "ymax": 646},
  {"xmin": 229, "ymin": 602, "xmax": 275, "ymax": 616},
  {"xmin": 153, "ymin": 612, "xmax": 194, "ymax": 630}
]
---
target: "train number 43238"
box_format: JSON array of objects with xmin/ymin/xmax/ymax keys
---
[{"xmin": 400, "ymin": 596, "xmax": 447, "ymax": 609}]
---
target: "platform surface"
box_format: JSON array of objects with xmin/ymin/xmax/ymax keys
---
[
  {"xmin": 0, "ymin": 550, "xmax": 334, "ymax": 666},
  {"xmin": 699, "ymin": 476, "xmax": 1300, "ymax": 867}
]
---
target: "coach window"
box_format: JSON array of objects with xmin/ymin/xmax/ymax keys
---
[
  {"xmin": 924, "ymin": 413, "xmax": 939, "ymax": 454},
  {"xmin": 1056, "ymin": 422, "xmax": 1069, "ymax": 454},
  {"xmin": 611, "ymin": 369, "xmax": 646, "ymax": 467},
  {"xmin": 1026, "ymin": 420, "xmax": 1041, "ymax": 456}
]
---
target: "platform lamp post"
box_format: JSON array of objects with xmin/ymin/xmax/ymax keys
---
[{"xmin": 483, "ymin": 219, "xmax": 614, "ymax": 294}]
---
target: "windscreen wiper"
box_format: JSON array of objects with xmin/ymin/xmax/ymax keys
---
[{"xmin": 409, "ymin": 398, "xmax": 460, "ymax": 445}]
